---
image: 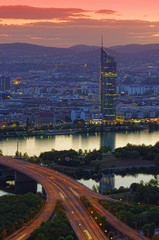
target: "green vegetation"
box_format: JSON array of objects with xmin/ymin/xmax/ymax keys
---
[
  {"xmin": 99, "ymin": 179, "xmax": 159, "ymax": 238},
  {"xmin": 0, "ymin": 193, "xmax": 44, "ymax": 239},
  {"xmin": 143, "ymin": 223, "xmax": 156, "ymax": 238},
  {"xmin": 130, "ymin": 179, "xmax": 159, "ymax": 205},
  {"xmin": 39, "ymin": 149, "xmax": 80, "ymax": 167},
  {"xmin": 38, "ymin": 146, "xmax": 111, "ymax": 167},
  {"xmin": 114, "ymin": 142, "xmax": 159, "ymax": 162},
  {"xmin": 102, "ymin": 186, "xmax": 129, "ymax": 195},
  {"xmin": 29, "ymin": 200, "xmax": 77, "ymax": 240}
]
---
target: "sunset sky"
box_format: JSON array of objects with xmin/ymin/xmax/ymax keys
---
[{"xmin": 0, "ymin": 0, "xmax": 159, "ymax": 47}]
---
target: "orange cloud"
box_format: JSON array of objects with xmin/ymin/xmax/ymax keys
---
[
  {"xmin": 0, "ymin": 34, "xmax": 9, "ymax": 37},
  {"xmin": 95, "ymin": 9, "xmax": 117, "ymax": 15},
  {"xmin": 30, "ymin": 36, "xmax": 43, "ymax": 39},
  {"xmin": 152, "ymin": 33, "xmax": 159, "ymax": 37}
]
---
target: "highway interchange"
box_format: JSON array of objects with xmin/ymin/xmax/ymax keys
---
[{"xmin": 0, "ymin": 156, "xmax": 149, "ymax": 240}]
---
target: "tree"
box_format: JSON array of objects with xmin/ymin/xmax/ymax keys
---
[
  {"xmin": 35, "ymin": 233, "xmax": 48, "ymax": 240},
  {"xmin": 58, "ymin": 237, "xmax": 65, "ymax": 240},
  {"xmin": 23, "ymin": 152, "xmax": 29, "ymax": 159},
  {"xmin": 92, "ymin": 185, "xmax": 98, "ymax": 192},
  {"xmin": 119, "ymin": 210, "xmax": 135, "ymax": 227},
  {"xmin": 142, "ymin": 223, "xmax": 156, "ymax": 238},
  {"xmin": 100, "ymin": 146, "xmax": 112, "ymax": 153},
  {"xmin": 130, "ymin": 183, "xmax": 139, "ymax": 192},
  {"xmin": 78, "ymin": 149, "xmax": 83, "ymax": 155},
  {"xmin": 107, "ymin": 146, "xmax": 112, "ymax": 153},
  {"xmin": 65, "ymin": 235, "xmax": 74, "ymax": 240}
]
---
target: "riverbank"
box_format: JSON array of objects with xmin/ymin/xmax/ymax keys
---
[
  {"xmin": 0, "ymin": 122, "xmax": 157, "ymax": 138},
  {"xmin": 86, "ymin": 155, "xmax": 155, "ymax": 169},
  {"xmin": 52, "ymin": 155, "xmax": 155, "ymax": 171},
  {"xmin": 51, "ymin": 157, "xmax": 158, "ymax": 183}
]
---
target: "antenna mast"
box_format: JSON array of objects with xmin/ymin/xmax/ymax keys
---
[{"xmin": 101, "ymin": 34, "xmax": 104, "ymax": 49}]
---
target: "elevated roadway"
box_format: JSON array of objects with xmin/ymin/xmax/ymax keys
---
[{"xmin": 0, "ymin": 156, "xmax": 149, "ymax": 240}]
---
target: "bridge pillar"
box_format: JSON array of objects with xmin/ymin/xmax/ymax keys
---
[
  {"xmin": 15, "ymin": 171, "xmax": 37, "ymax": 194},
  {"xmin": 0, "ymin": 166, "xmax": 15, "ymax": 182},
  {"xmin": 42, "ymin": 187, "xmax": 46, "ymax": 198}
]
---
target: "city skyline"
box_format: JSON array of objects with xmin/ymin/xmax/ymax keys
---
[{"xmin": 0, "ymin": 0, "xmax": 159, "ymax": 47}]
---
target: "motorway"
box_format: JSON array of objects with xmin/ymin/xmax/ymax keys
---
[{"xmin": 0, "ymin": 156, "xmax": 149, "ymax": 240}]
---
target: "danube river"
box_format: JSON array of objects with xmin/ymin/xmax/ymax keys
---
[{"xmin": 0, "ymin": 130, "xmax": 159, "ymax": 156}]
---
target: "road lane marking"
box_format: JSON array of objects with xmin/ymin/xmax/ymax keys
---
[
  {"xmin": 17, "ymin": 234, "xmax": 27, "ymax": 240},
  {"xmin": 69, "ymin": 187, "xmax": 79, "ymax": 197},
  {"xmin": 83, "ymin": 230, "xmax": 92, "ymax": 239},
  {"xmin": 59, "ymin": 192, "xmax": 65, "ymax": 200}
]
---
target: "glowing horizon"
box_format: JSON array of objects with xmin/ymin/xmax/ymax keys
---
[{"xmin": 0, "ymin": 1, "xmax": 159, "ymax": 47}]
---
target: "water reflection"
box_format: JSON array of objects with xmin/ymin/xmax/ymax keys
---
[
  {"xmin": 78, "ymin": 173, "xmax": 159, "ymax": 192},
  {"xmin": 114, "ymin": 174, "xmax": 159, "ymax": 189},
  {"xmin": 0, "ymin": 130, "xmax": 158, "ymax": 156},
  {"xmin": 101, "ymin": 132, "xmax": 116, "ymax": 150},
  {"xmin": 100, "ymin": 174, "xmax": 115, "ymax": 193}
]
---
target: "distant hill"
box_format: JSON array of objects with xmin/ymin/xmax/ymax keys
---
[
  {"xmin": 0, "ymin": 43, "xmax": 103, "ymax": 57},
  {"xmin": 69, "ymin": 44, "xmax": 99, "ymax": 53},
  {"xmin": 1, "ymin": 43, "xmax": 159, "ymax": 73},
  {"xmin": 109, "ymin": 43, "xmax": 159, "ymax": 54},
  {"xmin": 0, "ymin": 43, "xmax": 72, "ymax": 56},
  {"xmin": 1, "ymin": 42, "xmax": 159, "ymax": 56}
]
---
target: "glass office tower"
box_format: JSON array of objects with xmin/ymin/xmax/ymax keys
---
[{"xmin": 100, "ymin": 46, "xmax": 117, "ymax": 121}]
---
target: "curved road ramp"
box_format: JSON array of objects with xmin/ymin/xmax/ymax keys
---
[{"xmin": 0, "ymin": 156, "xmax": 149, "ymax": 240}]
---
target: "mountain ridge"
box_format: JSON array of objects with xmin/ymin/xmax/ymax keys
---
[{"xmin": 1, "ymin": 42, "xmax": 159, "ymax": 56}]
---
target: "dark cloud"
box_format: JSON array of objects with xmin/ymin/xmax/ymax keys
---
[{"xmin": 0, "ymin": 5, "xmax": 89, "ymax": 19}]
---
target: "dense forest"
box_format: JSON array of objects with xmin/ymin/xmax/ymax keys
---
[
  {"xmin": 99, "ymin": 179, "xmax": 159, "ymax": 238},
  {"xmin": 114, "ymin": 141, "xmax": 159, "ymax": 163},
  {"xmin": 0, "ymin": 193, "xmax": 44, "ymax": 239}
]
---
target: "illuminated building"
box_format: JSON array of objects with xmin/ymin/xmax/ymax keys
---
[
  {"xmin": 0, "ymin": 76, "xmax": 10, "ymax": 91},
  {"xmin": 100, "ymin": 43, "xmax": 117, "ymax": 121}
]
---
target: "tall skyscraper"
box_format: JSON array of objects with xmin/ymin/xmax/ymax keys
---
[{"xmin": 100, "ymin": 43, "xmax": 117, "ymax": 121}]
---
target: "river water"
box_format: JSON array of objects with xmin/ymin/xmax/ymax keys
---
[
  {"xmin": 0, "ymin": 130, "xmax": 159, "ymax": 156},
  {"xmin": 0, "ymin": 130, "xmax": 159, "ymax": 196}
]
